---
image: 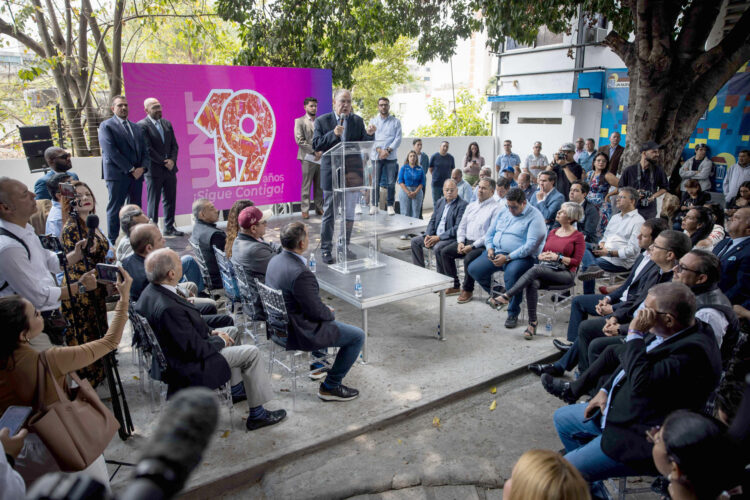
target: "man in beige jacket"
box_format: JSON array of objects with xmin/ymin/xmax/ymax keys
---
[{"xmin": 294, "ymin": 97, "xmax": 323, "ymax": 219}]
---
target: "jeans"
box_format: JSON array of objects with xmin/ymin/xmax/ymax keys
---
[
  {"xmin": 554, "ymin": 403, "xmax": 636, "ymax": 494},
  {"xmin": 556, "ymin": 294, "xmax": 603, "ymax": 372},
  {"xmin": 581, "ymin": 250, "xmax": 629, "ymax": 294},
  {"xmin": 375, "ymin": 160, "xmax": 399, "ymax": 207},
  {"xmin": 467, "ymin": 251, "xmax": 534, "ymax": 316},
  {"xmin": 431, "ymin": 184, "xmax": 443, "ymax": 207},
  {"xmin": 505, "ymin": 264, "xmax": 574, "ymax": 323},
  {"xmin": 397, "ymin": 187, "xmax": 423, "ymax": 218},
  {"xmin": 180, "ymin": 255, "xmax": 205, "ymax": 292},
  {"xmin": 323, "ymin": 321, "xmax": 366, "ymax": 388}
]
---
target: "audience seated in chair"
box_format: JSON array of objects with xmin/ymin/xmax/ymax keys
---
[
  {"xmin": 468, "ymin": 187, "xmax": 547, "ymax": 329},
  {"xmin": 231, "ymin": 206, "xmax": 281, "ymax": 283},
  {"xmin": 439, "ymin": 178, "xmax": 500, "ymax": 304},
  {"xmin": 713, "ymin": 206, "xmax": 750, "ymax": 306},
  {"xmin": 135, "ymin": 248, "xmax": 286, "ymax": 431},
  {"xmin": 224, "ymin": 199, "xmax": 255, "ymax": 258},
  {"xmin": 190, "ymin": 198, "xmax": 226, "ymax": 290},
  {"xmin": 503, "ymin": 449, "xmax": 590, "ymax": 500},
  {"xmin": 410, "ymin": 179, "xmax": 468, "ymax": 282},
  {"xmin": 546, "ymin": 283, "xmax": 722, "ymax": 499},
  {"xmin": 530, "ymin": 170, "xmax": 564, "ymax": 231},
  {"xmin": 495, "ymin": 202, "xmax": 585, "ymax": 340},
  {"xmin": 578, "ymin": 187, "xmax": 645, "ymax": 294},
  {"xmin": 265, "ymin": 222, "xmax": 365, "ymax": 402}
]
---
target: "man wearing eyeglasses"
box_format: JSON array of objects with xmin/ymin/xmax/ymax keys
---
[
  {"xmin": 34, "ymin": 147, "xmax": 79, "ymax": 200},
  {"xmin": 672, "ymin": 249, "xmax": 738, "ymax": 360},
  {"xmin": 545, "ymin": 282, "xmax": 721, "ymax": 497}
]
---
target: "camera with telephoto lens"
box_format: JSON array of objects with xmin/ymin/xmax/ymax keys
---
[
  {"xmin": 556, "ymin": 152, "xmax": 568, "ymax": 160},
  {"xmin": 637, "ymin": 189, "xmax": 653, "ymax": 207},
  {"xmin": 39, "ymin": 234, "xmax": 64, "ymax": 253}
]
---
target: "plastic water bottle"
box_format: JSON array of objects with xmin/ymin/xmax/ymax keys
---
[
  {"xmin": 309, "ymin": 254, "xmax": 316, "ymax": 273},
  {"xmin": 545, "ymin": 317, "xmax": 553, "ymax": 333},
  {"xmin": 354, "ymin": 275, "xmax": 363, "ymax": 298}
]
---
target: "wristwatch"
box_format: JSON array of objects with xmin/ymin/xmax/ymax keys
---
[
  {"xmin": 386, "ymin": 147, "xmax": 393, "ymax": 153},
  {"xmin": 77, "ymin": 282, "xmax": 86, "ymax": 294}
]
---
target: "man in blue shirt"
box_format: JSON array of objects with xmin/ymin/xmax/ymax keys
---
[
  {"xmin": 34, "ymin": 147, "xmax": 79, "ymax": 200},
  {"xmin": 468, "ymin": 188, "xmax": 547, "ymax": 328},
  {"xmin": 370, "ymin": 97, "xmax": 402, "ymax": 215},
  {"xmin": 501, "ymin": 166, "xmax": 518, "ymax": 188},
  {"xmin": 429, "ymin": 141, "xmax": 455, "ymax": 206},
  {"xmin": 451, "ymin": 169, "xmax": 473, "ymax": 202},
  {"xmin": 530, "ymin": 171, "xmax": 565, "ymax": 230},
  {"xmin": 44, "ymin": 172, "xmax": 71, "ymax": 238},
  {"xmin": 495, "ymin": 140, "xmax": 521, "ymax": 177},
  {"xmin": 578, "ymin": 139, "xmax": 596, "ymax": 173}
]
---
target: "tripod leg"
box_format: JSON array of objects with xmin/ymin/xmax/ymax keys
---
[{"xmin": 109, "ymin": 352, "xmax": 134, "ymax": 434}]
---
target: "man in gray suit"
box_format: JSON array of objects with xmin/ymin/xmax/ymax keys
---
[
  {"xmin": 294, "ymin": 97, "xmax": 323, "ymax": 219},
  {"xmin": 312, "ymin": 89, "xmax": 375, "ymax": 264},
  {"xmin": 230, "ymin": 206, "xmax": 281, "ymax": 282}
]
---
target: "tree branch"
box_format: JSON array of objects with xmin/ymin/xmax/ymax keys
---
[
  {"xmin": 675, "ymin": 0, "xmax": 723, "ymax": 61},
  {"xmin": 603, "ymin": 31, "xmax": 635, "ymax": 67},
  {"xmin": 109, "ymin": 0, "xmax": 125, "ymax": 97},
  {"xmin": 692, "ymin": 5, "xmax": 750, "ymax": 78},
  {"xmin": 0, "ymin": 18, "xmax": 46, "ymax": 58}
]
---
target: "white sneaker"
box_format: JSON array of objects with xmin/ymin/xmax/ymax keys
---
[
  {"xmin": 387, "ymin": 206, "xmax": 396, "ymax": 216},
  {"xmin": 400, "ymin": 234, "xmax": 409, "ymax": 240},
  {"xmin": 354, "ymin": 204, "xmax": 362, "ymax": 215},
  {"xmin": 369, "ymin": 206, "xmax": 378, "ymax": 215}
]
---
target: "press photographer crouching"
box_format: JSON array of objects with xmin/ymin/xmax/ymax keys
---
[
  {"xmin": 0, "ymin": 268, "xmax": 132, "ymax": 488},
  {"xmin": 0, "ymin": 177, "xmax": 97, "ymax": 349}
]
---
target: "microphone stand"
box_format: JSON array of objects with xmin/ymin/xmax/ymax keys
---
[{"xmin": 71, "ymin": 206, "xmax": 134, "ymax": 440}]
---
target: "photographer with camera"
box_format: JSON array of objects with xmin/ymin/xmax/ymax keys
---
[
  {"xmin": 0, "ymin": 177, "xmax": 96, "ymax": 349},
  {"xmin": 619, "ymin": 141, "xmax": 668, "ymax": 220},
  {"xmin": 546, "ymin": 143, "xmax": 583, "ymax": 202}
]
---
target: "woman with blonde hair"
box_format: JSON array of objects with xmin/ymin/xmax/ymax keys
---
[
  {"xmin": 224, "ymin": 199, "xmax": 255, "ymax": 257},
  {"xmin": 504, "ymin": 449, "xmax": 590, "ymax": 500}
]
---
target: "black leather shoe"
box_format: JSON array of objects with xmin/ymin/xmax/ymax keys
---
[
  {"xmin": 505, "ymin": 315, "xmax": 518, "ymax": 328},
  {"xmin": 346, "ymin": 248, "xmax": 357, "ymax": 260},
  {"xmin": 322, "ymin": 252, "xmax": 334, "ymax": 264},
  {"xmin": 318, "ymin": 383, "xmax": 359, "ymax": 401},
  {"xmin": 577, "ymin": 266, "xmax": 604, "ymax": 281},
  {"xmin": 528, "ymin": 363, "xmax": 563, "ymax": 377},
  {"xmin": 553, "ymin": 339, "xmax": 573, "ymax": 353},
  {"xmin": 541, "ymin": 374, "xmax": 577, "ymax": 404},
  {"xmin": 164, "ymin": 227, "xmax": 185, "ymax": 237},
  {"xmin": 245, "ymin": 409, "xmax": 287, "ymax": 431}
]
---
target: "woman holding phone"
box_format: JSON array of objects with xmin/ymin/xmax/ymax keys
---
[
  {"xmin": 59, "ymin": 181, "xmax": 111, "ymax": 387},
  {"xmin": 463, "ymin": 142, "xmax": 485, "ymax": 186}
]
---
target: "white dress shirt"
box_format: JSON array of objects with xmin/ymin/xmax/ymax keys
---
[
  {"xmin": 0, "ymin": 219, "xmax": 62, "ymax": 310},
  {"xmin": 600, "ymin": 209, "xmax": 645, "ymax": 269},
  {"xmin": 457, "ymin": 198, "xmax": 500, "ymax": 247}
]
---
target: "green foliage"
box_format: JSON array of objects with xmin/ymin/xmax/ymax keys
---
[
  {"xmin": 351, "ymin": 36, "xmax": 415, "ymax": 122},
  {"xmin": 412, "ymin": 90, "xmax": 491, "ymax": 137},
  {"xmin": 17, "ymin": 66, "xmax": 45, "ymax": 82}
]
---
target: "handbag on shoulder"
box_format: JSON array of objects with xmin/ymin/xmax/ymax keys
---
[{"xmin": 27, "ymin": 351, "xmax": 119, "ymax": 471}]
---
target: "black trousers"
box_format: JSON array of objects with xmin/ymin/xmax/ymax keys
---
[
  {"xmin": 570, "ymin": 342, "xmax": 625, "ymax": 398},
  {"xmin": 505, "ymin": 264, "xmax": 574, "ymax": 323},
  {"xmin": 146, "ymin": 174, "xmax": 177, "ymax": 229},
  {"xmin": 439, "ymin": 239, "xmax": 485, "ymax": 290}
]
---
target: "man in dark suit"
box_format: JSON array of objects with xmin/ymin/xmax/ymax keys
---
[
  {"xmin": 529, "ymin": 218, "xmax": 669, "ymax": 377},
  {"xmin": 137, "ymin": 98, "xmax": 183, "ymax": 237},
  {"xmin": 136, "ymin": 248, "xmax": 286, "ymax": 430},
  {"xmin": 410, "ymin": 179, "xmax": 468, "ymax": 275},
  {"xmin": 265, "ymin": 222, "xmax": 365, "ymax": 402},
  {"xmin": 713, "ymin": 206, "xmax": 750, "ymax": 305},
  {"xmin": 547, "ymin": 283, "xmax": 721, "ymax": 497},
  {"xmin": 190, "ymin": 198, "xmax": 225, "ymax": 290},
  {"xmin": 99, "ymin": 95, "xmax": 150, "ymax": 244},
  {"xmin": 597, "ymin": 131, "xmax": 624, "ymax": 175},
  {"xmin": 312, "ymin": 89, "xmax": 375, "ymax": 264}
]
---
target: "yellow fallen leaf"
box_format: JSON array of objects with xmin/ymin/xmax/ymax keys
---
[
  {"xmin": 489, "ymin": 400, "xmax": 497, "ymax": 411},
  {"xmin": 397, "ymin": 439, "xmax": 403, "ymax": 445},
  {"xmin": 220, "ymin": 430, "xmax": 230, "ymax": 438},
  {"xmin": 490, "ymin": 387, "xmax": 497, "ymax": 394},
  {"xmin": 133, "ymin": 376, "xmax": 140, "ymax": 380},
  {"xmin": 432, "ymin": 416, "xmax": 441, "ymax": 428}
]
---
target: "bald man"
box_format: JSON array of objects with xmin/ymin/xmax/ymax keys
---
[
  {"xmin": 138, "ymin": 98, "xmax": 182, "ymax": 236},
  {"xmin": 34, "ymin": 147, "xmax": 79, "ymax": 200}
]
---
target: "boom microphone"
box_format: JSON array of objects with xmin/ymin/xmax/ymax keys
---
[
  {"xmin": 85, "ymin": 214, "xmax": 99, "ymax": 253},
  {"xmin": 120, "ymin": 387, "xmax": 219, "ymax": 500}
]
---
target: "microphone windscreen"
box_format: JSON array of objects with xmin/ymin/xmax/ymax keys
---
[
  {"xmin": 86, "ymin": 213, "xmax": 99, "ymax": 230},
  {"xmin": 137, "ymin": 387, "xmax": 219, "ymax": 483}
]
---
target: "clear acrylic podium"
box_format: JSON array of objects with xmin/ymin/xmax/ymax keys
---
[{"xmin": 322, "ymin": 141, "xmax": 385, "ymax": 274}]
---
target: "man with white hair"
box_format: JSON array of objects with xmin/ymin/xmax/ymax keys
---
[
  {"xmin": 138, "ymin": 97, "xmax": 183, "ymax": 236},
  {"xmin": 136, "ymin": 248, "xmax": 287, "ymax": 430}
]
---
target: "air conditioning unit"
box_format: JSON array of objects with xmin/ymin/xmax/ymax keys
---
[{"xmin": 584, "ymin": 27, "xmax": 608, "ymax": 44}]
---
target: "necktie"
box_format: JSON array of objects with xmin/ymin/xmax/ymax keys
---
[
  {"xmin": 718, "ymin": 240, "xmax": 734, "ymax": 258},
  {"xmin": 122, "ymin": 120, "xmax": 133, "ymax": 138},
  {"xmin": 154, "ymin": 120, "xmax": 164, "ymax": 142}
]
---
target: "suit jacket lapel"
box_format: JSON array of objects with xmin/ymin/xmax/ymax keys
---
[
  {"xmin": 154, "ymin": 284, "xmax": 199, "ymax": 311},
  {"xmin": 147, "ymin": 119, "xmax": 164, "ymax": 146}
]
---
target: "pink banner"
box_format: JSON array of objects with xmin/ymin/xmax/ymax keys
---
[{"xmin": 122, "ymin": 63, "xmax": 332, "ymax": 212}]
